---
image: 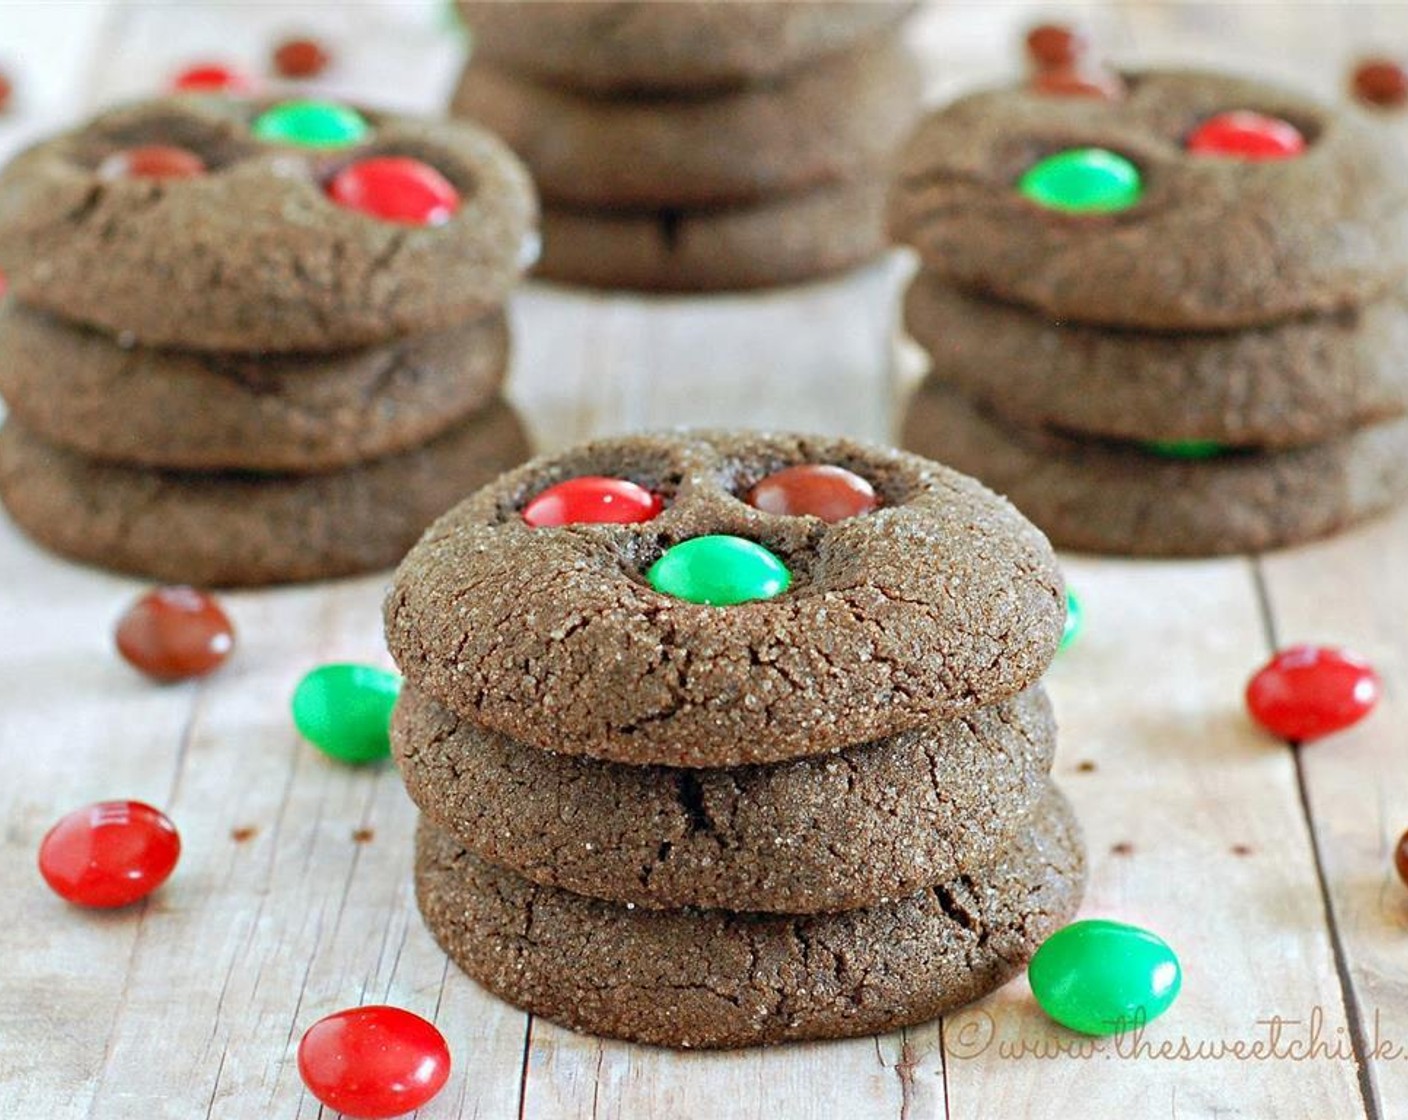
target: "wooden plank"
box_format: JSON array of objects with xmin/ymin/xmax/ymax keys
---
[
  {"xmin": 940, "ymin": 557, "xmax": 1367, "ymax": 1117},
  {"xmin": 1259, "ymin": 504, "xmax": 1408, "ymax": 1120}
]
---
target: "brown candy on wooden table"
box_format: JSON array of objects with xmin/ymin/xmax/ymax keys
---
[{"xmin": 1351, "ymin": 57, "xmax": 1408, "ymax": 108}]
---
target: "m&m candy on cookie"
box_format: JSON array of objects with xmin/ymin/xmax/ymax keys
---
[{"xmin": 328, "ymin": 157, "xmax": 460, "ymax": 225}]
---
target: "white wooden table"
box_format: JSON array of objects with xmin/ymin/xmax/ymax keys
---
[{"xmin": 2, "ymin": 3, "xmax": 1407, "ymax": 1118}]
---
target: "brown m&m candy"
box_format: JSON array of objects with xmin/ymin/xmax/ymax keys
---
[
  {"xmin": 115, "ymin": 586, "xmax": 235, "ymax": 682},
  {"xmin": 1025, "ymin": 23, "xmax": 1088, "ymax": 71},
  {"xmin": 747, "ymin": 464, "xmax": 878, "ymax": 522},
  {"xmin": 98, "ymin": 145, "xmax": 207, "ymax": 181},
  {"xmin": 273, "ymin": 37, "xmax": 331, "ymax": 79},
  {"xmin": 1032, "ymin": 66, "xmax": 1125, "ymax": 101},
  {"xmin": 1352, "ymin": 58, "xmax": 1408, "ymax": 108}
]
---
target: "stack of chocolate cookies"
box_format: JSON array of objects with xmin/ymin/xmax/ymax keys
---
[
  {"xmin": 891, "ymin": 70, "xmax": 1408, "ymax": 556},
  {"xmin": 452, "ymin": 1, "xmax": 920, "ymax": 291},
  {"xmin": 0, "ymin": 95, "xmax": 538, "ymax": 586},
  {"xmin": 386, "ymin": 431, "xmax": 1086, "ymax": 1048}
]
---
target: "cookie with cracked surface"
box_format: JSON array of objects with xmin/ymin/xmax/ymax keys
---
[
  {"xmin": 905, "ymin": 273, "xmax": 1408, "ymax": 449},
  {"xmin": 901, "ymin": 378, "xmax": 1408, "ymax": 557},
  {"xmin": 0, "ymin": 96, "xmax": 536, "ymax": 352},
  {"xmin": 889, "ymin": 69, "xmax": 1408, "ymax": 329},
  {"xmin": 450, "ymin": 37, "xmax": 920, "ymax": 210},
  {"xmin": 535, "ymin": 177, "xmax": 889, "ymax": 292},
  {"xmin": 393, "ymin": 682, "xmax": 1057, "ymax": 913},
  {"xmin": 0, "ymin": 301, "xmax": 509, "ymax": 472},
  {"xmin": 456, "ymin": 0, "xmax": 915, "ymax": 96},
  {"xmin": 415, "ymin": 785, "xmax": 1085, "ymax": 1049},
  {"xmin": 384, "ymin": 430, "xmax": 1065, "ymax": 767},
  {"xmin": 0, "ymin": 401, "xmax": 529, "ymax": 586}
]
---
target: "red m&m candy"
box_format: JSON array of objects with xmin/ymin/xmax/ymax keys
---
[
  {"xmin": 39, "ymin": 801, "xmax": 181, "ymax": 908},
  {"xmin": 98, "ymin": 145, "xmax": 207, "ymax": 181},
  {"xmin": 171, "ymin": 62, "xmax": 254, "ymax": 94},
  {"xmin": 115, "ymin": 586, "xmax": 235, "ymax": 682},
  {"xmin": 1186, "ymin": 111, "xmax": 1306, "ymax": 161},
  {"xmin": 327, "ymin": 157, "xmax": 460, "ymax": 226},
  {"xmin": 298, "ymin": 1006, "xmax": 451, "ymax": 1119},
  {"xmin": 747, "ymin": 464, "xmax": 878, "ymax": 522},
  {"xmin": 522, "ymin": 476, "xmax": 663, "ymax": 527},
  {"xmin": 1245, "ymin": 645, "xmax": 1379, "ymax": 742}
]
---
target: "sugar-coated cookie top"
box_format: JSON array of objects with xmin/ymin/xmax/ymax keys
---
[{"xmin": 385, "ymin": 430, "xmax": 1066, "ymax": 767}]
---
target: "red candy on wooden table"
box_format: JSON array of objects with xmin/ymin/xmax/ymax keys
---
[
  {"xmin": 0, "ymin": 71, "xmax": 12, "ymax": 114},
  {"xmin": 327, "ymin": 157, "xmax": 461, "ymax": 226},
  {"xmin": 298, "ymin": 1006, "xmax": 451, "ymax": 1119},
  {"xmin": 522, "ymin": 476, "xmax": 663, "ymax": 527},
  {"xmin": 38, "ymin": 801, "xmax": 181, "ymax": 908},
  {"xmin": 1025, "ymin": 23, "xmax": 1088, "ymax": 70},
  {"xmin": 747, "ymin": 464, "xmax": 878, "ymax": 523},
  {"xmin": 1185, "ymin": 111, "xmax": 1306, "ymax": 161},
  {"xmin": 273, "ymin": 37, "xmax": 331, "ymax": 79},
  {"xmin": 1032, "ymin": 65, "xmax": 1126, "ymax": 101},
  {"xmin": 1351, "ymin": 58, "xmax": 1408, "ymax": 108},
  {"xmin": 115, "ymin": 586, "xmax": 235, "ymax": 682},
  {"xmin": 98, "ymin": 145, "xmax": 207, "ymax": 181},
  {"xmin": 1395, "ymin": 829, "xmax": 1408, "ymax": 889},
  {"xmin": 171, "ymin": 62, "xmax": 254, "ymax": 94},
  {"xmin": 1245, "ymin": 645, "xmax": 1380, "ymax": 742}
]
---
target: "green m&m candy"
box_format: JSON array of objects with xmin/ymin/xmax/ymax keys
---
[
  {"xmin": 1028, "ymin": 919, "xmax": 1182, "ymax": 1036},
  {"xmin": 647, "ymin": 535, "xmax": 790, "ymax": 606},
  {"xmin": 1060, "ymin": 587, "xmax": 1082, "ymax": 653},
  {"xmin": 1142, "ymin": 438, "xmax": 1225, "ymax": 460},
  {"xmin": 253, "ymin": 100, "xmax": 370, "ymax": 148},
  {"xmin": 1019, "ymin": 147, "xmax": 1143, "ymax": 213},
  {"xmin": 292, "ymin": 663, "xmax": 402, "ymax": 764}
]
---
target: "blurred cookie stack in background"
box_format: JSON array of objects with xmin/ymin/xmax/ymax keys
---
[
  {"xmin": 0, "ymin": 96, "xmax": 537, "ymax": 586},
  {"xmin": 453, "ymin": 0, "xmax": 920, "ymax": 292},
  {"xmin": 892, "ymin": 69, "xmax": 1408, "ymax": 556}
]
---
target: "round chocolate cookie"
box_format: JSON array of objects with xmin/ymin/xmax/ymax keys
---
[
  {"xmin": 451, "ymin": 38, "xmax": 920, "ymax": 209},
  {"xmin": 415, "ymin": 786, "xmax": 1085, "ymax": 1049},
  {"xmin": 536, "ymin": 178, "xmax": 889, "ymax": 292},
  {"xmin": 0, "ymin": 97, "xmax": 537, "ymax": 352},
  {"xmin": 0, "ymin": 301, "xmax": 509, "ymax": 471},
  {"xmin": 385, "ymin": 431, "xmax": 1065, "ymax": 767},
  {"xmin": 905, "ymin": 274, "xmax": 1408, "ymax": 449},
  {"xmin": 394, "ymin": 683, "xmax": 1057, "ymax": 913},
  {"xmin": 456, "ymin": 1, "xmax": 915, "ymax": 95},
  {"xmin": 901, "ymin": 379, "xmax": 1408, "ymax": 557},
  {"xmin": 888, "ymin": 69, "xmax": 1408, "ymax": 329},
  {"xmin": 0, "ymin": 402, "xmax": 529, "ymax": 586}
]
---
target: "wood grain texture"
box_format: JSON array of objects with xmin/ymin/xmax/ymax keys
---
[{"xmin": 1, "ymin": 2, "xmax": 1405, "ymax": 1118}]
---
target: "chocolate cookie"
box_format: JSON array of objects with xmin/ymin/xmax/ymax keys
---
[
  {"xmin": 415, "ymin": 786, "xmax": 1084, "ymax": 1048},
  {"xmin": 0, "ymin": 402, "xmax": 529, "ymax": 586},
  {"xmin": 456, "ymin": 1, "xmax": 915, "ymax": 95},
  {"xmin": 901, "ymin": 379, "xmax": 1408, "ymax": 556},
  {"xmin": 451, "ymin": 38, "xmax": 920, "ymax": 209},
  {"xmin": 385, "ymin": 431, "xmax": 1064, "ymax": 767},
  {"xmin": 889, "ymin": 69, "xmax": 1408, "ymax": 328},
  {"xmin": 905, "ymin": 274, "xmax": 1408, "ymax": 449},
  {"xmin": 535, "ymin": 178, "xmax": 889, "ymax": 292},
  {"xmin": 0, "ymin": 97, "xmax": 537, "ymax": 351},
  {"xmin": 393, "ymin": 683, "xmax": 1057, "ymax": 913},
  {"xmin": 0, "ymin": 301, "xmax": 509, "ymax": 472}
]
